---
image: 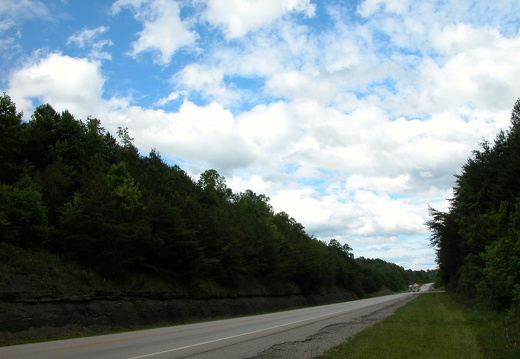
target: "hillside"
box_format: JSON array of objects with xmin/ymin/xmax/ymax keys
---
[{"xmin": 0, "ymin": 93, "xmax": 435, "ymax": 342}]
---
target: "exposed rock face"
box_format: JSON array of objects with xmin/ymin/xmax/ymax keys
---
[{"xmin": 0, "ymin": 292, "xmax": 357, "ymax": 344}]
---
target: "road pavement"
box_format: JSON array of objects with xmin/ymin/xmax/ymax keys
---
[{"xmin": 0, "ymin": 291, "xmax": 425, "ymax": 359}]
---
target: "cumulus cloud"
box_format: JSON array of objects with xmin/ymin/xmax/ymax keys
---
[
  {"xmin": 6, "ymin": 53, "xmax": 255, "ymax": 172},
  {"xmin": 237, "ymin": 101, "xmax": 296, "ymax": 154},
  {"xmin": 174, "ymin": 63, "xmax": 240, "ymax": 106},
  {"xmin": 113, "ymin": 101, "xmax": 256, "ymax": 172},
  {"xmin": 112, "ymin": 0, "xmax": 197, "ymax": 64},
  {"xmin": 203, "ymin": 0, "xmax": 316, "ymax": 39},
  {"xmin": 6, "ymin": 0, "xmax": 520, "ymax": 269},
  {"xmin": 227, "ymin": 91, "xmax": 508, "ymax": 263},
  {"xmin": 358, "ymin": 0, "xmax": 412, "ymax": 17},
  {"xmin": 264, "ymin": 71, "xmax": 338, "ymax": 103},
  {"xmin": 7, "ymin": 53, "xmax": 107, "ymax": 119},
  {"xmin": 326, "ymin": 3, "xmax": 520, "ymax": 121}
]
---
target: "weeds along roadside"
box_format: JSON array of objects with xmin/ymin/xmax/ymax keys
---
[{"xmin": 318, "ymin": 292, "xmax": 520, "ymax": 359}]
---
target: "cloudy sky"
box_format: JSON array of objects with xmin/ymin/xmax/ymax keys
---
[{"xmin": 2, "ymin": 0, "xmax": 520, "ymax": 270}]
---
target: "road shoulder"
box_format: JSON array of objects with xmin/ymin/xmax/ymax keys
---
[{"xmin": 247, "ymin": 294, "xmax": 418, "ymax": 359}]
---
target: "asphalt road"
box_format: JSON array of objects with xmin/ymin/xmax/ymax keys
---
[{"xmin": 0, "ymin": 290, "xmax": 425, "ymax": 359}]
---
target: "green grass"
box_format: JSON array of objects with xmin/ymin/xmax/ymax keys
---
[{"xmin": 319, "ymin": 293, "xmax": 520, "ymax": 359}]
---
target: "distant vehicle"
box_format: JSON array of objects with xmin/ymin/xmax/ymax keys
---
[{"xmin": 408, "ymin": 283, "xmax": 420, "ymax": 292}]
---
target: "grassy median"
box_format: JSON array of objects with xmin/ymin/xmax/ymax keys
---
[{"xmin": 319, "ymin": 292, "xmax": 520, "ymax": 359}]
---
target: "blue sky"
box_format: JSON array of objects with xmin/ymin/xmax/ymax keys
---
[{"xmin": 2, "ymin": 0, "xmax": 520, "ymax": 270}]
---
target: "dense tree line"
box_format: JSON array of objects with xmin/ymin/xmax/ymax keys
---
[
  {"xmin": 0, "ymin": 93, "xmax": 434, "ymax": 297},
  {"xmin": 427, "ymin": 98, "xmax": 520, "ymax": 310}
]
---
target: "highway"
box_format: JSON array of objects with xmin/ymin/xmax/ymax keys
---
[{"xmin": 0, "ymin": 290, "xmax": 426, "ymax": 359}]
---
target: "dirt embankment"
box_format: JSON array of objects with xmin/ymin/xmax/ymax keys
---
[{"xmin": 0, "ymin": 291, "xmax": 357, "ymax": 345}]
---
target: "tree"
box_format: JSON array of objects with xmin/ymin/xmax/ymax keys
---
[
  {"xmin": 511, "ymin": 98, "xmax": 520, "ymax": 124},
  {"xmin": 0, "ymin": 176, "xmax": 49, "ymax": 248},
  {"xmin": 328, "ymin": 239, "xmax": 354, "ymax": 259},
  {"xmin": 426, "ymin": 206, "xmax": 463, "ymax": 288},
  {"xmin": 197, "ymin": 169, "xmax": 232, "ymax": 204},
  {"xmin": 233, "ymin": 190, "xmax": 280, "ymax": 281},
  {"xmin": 139, "ymin": 150, "xmax": 203, "ymax": 282},
  {"xmin": 0, "ymin": 93, "xmax": 436, "ymax": 298},
  {"xmin": 427, "ymin": 97, "xmax": 520, "ymax": 309},
  {"xmin": 478, "ymin": 200, "xmax": 520, "ymax": 310},
  {"xmin": 0, "ymin": 93, "xmax": 24, "ymax": 184},
  {"xmin": 60, "ymin": 160, "xmax": 149, "ymax": 275},
  {"xmin": 24, "ymin": 104, "xmax": 61, "ymax": 171},
  {"xmin": 116, "ymin": 127, "xmax": 140, "ymax": 165}
]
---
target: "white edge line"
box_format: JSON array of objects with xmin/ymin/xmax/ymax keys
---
[{"xmin": 126, "ymin": 306, "xmax": 358, "ymax": 359}]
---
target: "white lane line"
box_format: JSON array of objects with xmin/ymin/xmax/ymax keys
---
[{"xmin": 126, "ymin": 306, "xmax": 357, "ymax": 359}]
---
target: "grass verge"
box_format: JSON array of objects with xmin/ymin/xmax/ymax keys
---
[{"xmin": 318, "ymin": 292, "xmax": 520, "ymax": 359}]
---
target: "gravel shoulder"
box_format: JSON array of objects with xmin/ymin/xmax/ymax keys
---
[{"xmin": 248, "ymin": 294, "xmax": 418, "ymax": 359}]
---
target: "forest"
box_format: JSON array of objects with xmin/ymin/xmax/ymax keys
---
[
  {"xmin": 0, "ymin": 93, "xmax": 434, "ymax": 299},
  {"xmin": 427, "ymin": 98, "xmax": 520, "ymax": 311}
]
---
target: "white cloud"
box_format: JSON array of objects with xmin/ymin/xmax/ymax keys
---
[
  {"xmin": 237, "ymin": 101, "xmax": 298, "ymax": 156},
  {"xmin": 67, "ymin": 26, "xmax": 113, "ymax": 61},
  {"xmin": 431, "ymin": 24, "xmax": 503, "ymax": 55},
  {"xmin": 351, "ymin": 190, "xmax": 424, "ymax": 235},
  {"xmin": 345, "ymin": 174, "xmax": 410, "ymax": 195},
  {"xmin": 112, "ymin": 100, "xmax": 256, "ymax": 172},
  {"xmin": 212, "ymin": 33, "xmax": 285, "ymax": 78},
  {"xmin": 226, "ymin": 92, "xmax": 508, "ymax": 268},
  {"xmin": 0, "ymin": 19, "xmax": 16, "ymax": 33},
  {"xmin": 155, "ymin": 91, "xmax": 181, "ymax": 106},
  {"xmin": 6, "ymin": 0, "xmax": 520, "ymax": 270},
  {"xmin": 7, "ymin": 53, "xmax": 107, "ymax": 120},
  {"xmin": 236, "ymin": 97, "xmax": 505, "ymax": 194},
  {"xmin": 0, "ymin": 0, "xmax": 49, "ymax": 65},
  {"xmin": 409, "ymin": 46, "xmax": 520, "ymax": 114},
  {"xmin": 175, "ymin": 63, "xmax": 239, "ymax": 106},
  {"xmin": 264, "ymin": 70, "xmax": 339, "ymax": 103},
  {"xmin": 335, "ymin": 5, "xmax": 520, "ymax": 118},
  {"xmin": 0, "ymin": 0, "xmax": 49, "ymax": 20},
  {"xmin": 0, "ymin": 19, "xmax": 19, "ymax": 54},
  {"xmin": 270, "ymin": 188, "xmax": 332, "ymax": 227},
  {"xmin": 203, "ymin": 0, "xmax": 316, "ymax": 39},
  {"xmin": 358, "ymin": 0, "xmax": 411, "ymax": 17},
  {"xmin": 112, "ymin": 0, "xmax": 197, "ymax": 64}
]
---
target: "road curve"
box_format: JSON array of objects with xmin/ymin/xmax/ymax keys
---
[{"xmin": 0, "ymin": 291, "xmax": 421, "ymax": 359}]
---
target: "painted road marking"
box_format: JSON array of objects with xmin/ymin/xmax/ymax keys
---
[{"xmin": 126, "ymin": 305, "xmax": 364, "ymax": 359}]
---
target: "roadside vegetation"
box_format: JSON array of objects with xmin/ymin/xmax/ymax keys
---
[
  {"xmin": 319, "ymin": 292, "xmax": 520, "ymax": 359},
  {"xmin": 320, "ymin": 99, "xmax": 520, "ymax": 359},
  {"xmin": 0, "ymin": 93, "xmax": 434, "ymax": 300},
  {"xmin": 427, "ymin": 98, "xmax": 520, "ymax": 311}
]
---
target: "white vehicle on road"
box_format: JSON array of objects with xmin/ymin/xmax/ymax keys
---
[{"xmin": 408, "ymin": 283, "xmax": 420, "ymax": 292}]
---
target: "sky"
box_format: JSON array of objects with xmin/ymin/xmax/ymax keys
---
[{"xmin": 2, "ymin": 0, "xmax": 520, "ymax": 271}]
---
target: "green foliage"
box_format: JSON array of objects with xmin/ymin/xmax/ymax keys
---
[
  {"xmin": 428, "ymin": 97, "xmax": 520, "ymax": 310},
  {"xmin": 0, "ymin": 93, "xmax": 25, "ymax": 184},
  {"xmin": 354, "ymin": 257, "xmax": 430, "ymax": 293},
  {"xmin": 426, "ymin": 207, "xmax": 463, "ymax": 288},
  {"xmin": 1, "ymin": 95, "xmax": 430, "ymax": 298},
  {"xmin": 477, "ymin": 201, "xmax": 520, "ymax": 310},
  {"xmin": 0, "ymin": 177, "xmax": 49, "ymax": 249},
  {"xmin": 319, "ymin": 293, "xmax": 520, "ymax": 359},
  {"xmin": 60, "ymin": 161, "xmax": 149, "ymax": 275}
]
